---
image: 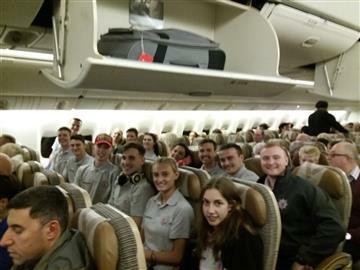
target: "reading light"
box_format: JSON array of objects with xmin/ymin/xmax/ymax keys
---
[{"xmin": 0, "ymin": 49, "xmax": 53, "ymax": 61}]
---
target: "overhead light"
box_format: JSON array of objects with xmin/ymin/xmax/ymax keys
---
[{"xmin": 0, "ymin": 49, "xmax": 53, "ymax": 61}]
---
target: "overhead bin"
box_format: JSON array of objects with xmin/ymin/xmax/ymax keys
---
[
  {"xmin": 41, "ymin": 0, "xmax": 312, "ymax": 97},
  {"xmin": 261, "ymin": 2, "xmax": 360, "ymax": 69}
]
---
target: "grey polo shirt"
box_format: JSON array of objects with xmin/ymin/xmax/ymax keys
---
[
  {"xmin": 227, "ymin": 165, "xmax": 258, "ymax": 182},
  {"xmin": 50, "ymin": 148, "xmax": 74, "ymax": 174},
  {"xmin": 108, "ymin": 173, "xmax": 155, "ymax": 217},
  {"xmin": 142, "ymin": 189, "xmax": 194, "ymax": 270},
  {"xmin": 63, "ymin": 154, "xmax": 94, "ymax": 183},
  {"xmin": 74, "ymin": 160, "xmax": 119, "ymax": 204},
  {"xmin": 200, "ymin": 163, "xmax": 224, "ymax": 177}
]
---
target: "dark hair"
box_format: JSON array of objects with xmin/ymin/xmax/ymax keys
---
[
  {"xmin": 123, "ymin": 142, "xmax": 146, "ymax": 156},
  {"xmin": 171, "ymin": 142, "xmax": 192, "ymax": 158},
  {"xmin": 72, "ymin": 118, "xmax": 82, "ymax": 123},
  {"xmin": 315, "ymin": 100, "xmax": 328, "ymax": 109},
  {"xmin": 8, "ymin": 186, "xmax": 69, "ymax": 233},
  {"xmin": 198, "ymin": 138, "xmax": 217, "ymax": 150},
  {"xmin": 196, "ymin": 177, "xmax": 256, "ymax": 260},
  {"xmin": 0, "ymin": 134, "xmax": 16, "ymax": 144},
  {"xmin": 0, "ymin": 175, "xmax": 20, "ymax": 200},
  {"xmin": 70, "ymin": 134, "xmax": 85, "ymax": 143},
  {"xmin": 58, "ymin": 126, "xmax": 72, "ymax": 134},
  {"xmin": 218, "ymin": 143, "xmax": 243, "ymax": 156},
  {"xmin": 144, "ymin": 132, "xmax": 160, "ymax": 155},
  {"xmin": 126, "ymin": 128, "xmax": 138, "ymax": 137}
]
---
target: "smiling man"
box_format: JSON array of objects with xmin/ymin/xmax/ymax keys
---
[
  {"xmin": 108, "ymin": 142, "xmax": 155, "ymax": 228},
  {"xmin": 258, "ymin": 142, "xmax": 345, "ymax": 270},
  {"xmin": 217, "ymin": 143, "xmax": 258, "ymax": 182},
  {"xmin": 0, "ymin": 186, "xmax": 94, "ymax": 270},
  {"xmin": 74, "ymin": 133, "xmax": 119, "ymax": 203}
]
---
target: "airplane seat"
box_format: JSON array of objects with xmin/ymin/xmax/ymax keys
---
[
  {"xmin": 42, "ymin": 170, "xmax": 65, "ymax": 185},
  {"xmin": 0, "ymin": 152, "xmax": 13, "ymax": 176},
  {"xmin": 233, "ymin": 179, "xmax": 281, "ymax": 270},
  {"xmin": 238, "ymin": 142, "xmax": 253, "ymax": 159},
  {"xmin": 189, "ymin": 149, "xmax": 202, "ymax": 168},
  {"xmin": 292, "ymin": 151, "xmax": 329, "ymax": 167},
  {"xmin": 72, "ymin": 207, "xmax": 119, "ymax": 270},
  {"xmin": 244, "ymin": 157, "xmax": 266, "ymax": 178},
  {"xmin": 113, "ymin": 153, "xmax": 122, "ymax": 167},
  {"xmin": 59, "ymin": 182, "xmax": 93, "ymax": 210},
  {"xmin": 32, "ymin": 172, "xmax": 51, "ymax": 186},
  {"xmin": 209, "ymin": 133, "xmax": 225, "ymax": 147},
  {"xmin": 157, "ymin": 140, "xmax": 169, "ymax": 157},
  {"xmin": 293, "ymin": 162, "xmax": 352, "ymax": 270},
  {"xmin": 21, "ymin": 145, "xmax": 40, "ymax": 161},
  {"xmin": 86, "ymin": 203, "xmax": 146, "ymax": 270},
  {"xmin": 10, "ymin": 154, "xmax": 24, "ymax": 174},
  {"xmin": 159, "ymin": 132, "xmax": 178, "ymax": 150},
  {"xmin": 0, "ymin": 143, "xmax": 24, "ymax": 158},
  {"xmin": 85, "ymin": 141, "xmax": 94, "ymax": 156},
  {"xmin": 177, "ymin": 168, "xmax": 202, "ymax": 216},
  {"xmin": 142, "ymin": 160, "xmax": 154, "ymax": 188},
  {"xmin": 16, "ymin": 161, "xmax": 43, "ymax": 188},
  {"xmin": 182, "ymin": 165, "xmax": 211, "ymax": 187}
]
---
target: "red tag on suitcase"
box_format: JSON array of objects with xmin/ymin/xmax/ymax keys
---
[{"xmin": 138, "ymin": 52, "xmax": 153, "ymax": 62}]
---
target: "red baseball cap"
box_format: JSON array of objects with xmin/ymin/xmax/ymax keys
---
[{"xmin": 95, "ymin": 133, "xmax": 112, "ymax": 147}]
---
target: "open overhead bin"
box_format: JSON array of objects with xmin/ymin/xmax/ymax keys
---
[{"xmin": 41, "ymin": 0, "xmax": 313, "ymax": 97}]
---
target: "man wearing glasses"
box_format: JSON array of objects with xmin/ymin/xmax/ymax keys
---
[{"xmin": 328, "ymin": 141, "xmax": 360, "ymax": 265}]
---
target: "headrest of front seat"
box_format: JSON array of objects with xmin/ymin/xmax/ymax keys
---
[
  {"xmin": 293, "ymin": 162, "xmax": 344, "ymax": 199},
  {"xmin": 234, "ymin": 182, "xmax": 267, "ymax": 227},
  {"xmin": 177, "ymin": 169, "xmax": 202, "ymax": 201}
]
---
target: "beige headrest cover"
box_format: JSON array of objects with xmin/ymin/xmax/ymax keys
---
[
  {"xmin": 235, "ymin": 183, "xmax": 267, "ymax": 227},
  {"xmin": 75, "ymin": 209, "xmax": 118, "ymax": 270},
  {"xmin": 0, "ymin": 153, "xmax": 12, "ymax": 176},
  {"xmin": 0, "ymin": 143, "xmax": 23, "ymax": 158},
  {"xmin": 293, "ymin": 162, "xmax": 344, "ymax": 199},
  {"xmin": 177, "ymin": 169, "xmax": 201, "ymax": 200}
]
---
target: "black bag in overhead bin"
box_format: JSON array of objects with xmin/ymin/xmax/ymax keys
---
[{"xmin": 97, "ymin": 28, "xmax": 226, "ymax": 70}]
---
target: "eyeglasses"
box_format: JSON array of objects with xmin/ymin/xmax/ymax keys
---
[{"xmin": 327, "ymin": 153, "xmax": 349, "ymax": 158}]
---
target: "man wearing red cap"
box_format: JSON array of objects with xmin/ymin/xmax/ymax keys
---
[{"xmin": 74, "ymin": 133, "xmax": 119, "ymax": 203}]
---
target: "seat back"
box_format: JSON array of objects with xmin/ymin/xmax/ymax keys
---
[
  {"xmin": 182, "ymin": 166, "xmax": 211, "ymax": 187},
  {"xmin": 293, "ymin": 162, "xmax": 352, "ymax": 229},
  {"xmin": 73, "ymin": 207, "xmax": 118, "ymax": 270},
  {"xmin": 233, "ymin": 179, "xmax": 281, "ymax": 270},
  {"xmin": 91, "ymin": 203, "xmax": 146, "ymax": 270},
  {"xmin": 0, "ymin": 152, "xmax": 12, "ymax": 176},
  {"xmin": 177, "ymin": 168, "xmax": 202, "ymax": 203},
  {"xmin": 21, "ymin": 145, "xmax": 40, "ymax": 161},
  {"xmin": 244, "ymin": 157, "xmax": 265, "ymax": 178},
  {"xmin": 16, "ymin": 161, "xmax": 43, "ymax": 188}
]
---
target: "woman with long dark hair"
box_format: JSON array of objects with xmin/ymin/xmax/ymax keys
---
[{"xmin": 195, "ymin": 177, "xmax": 263, "ymax": 270}]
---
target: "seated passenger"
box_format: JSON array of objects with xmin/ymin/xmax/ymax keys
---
[
  {"xmin": 75, "ymin": 133, "xmax": 119, "ymax": 203},
  {"xmin": 108, "ymin": 142, "xmax": 155, "ymax": 228},
  {"xmin": 111, "ymin": 128, "xmax": 126, "ymax": 155},
  {"xmin": 143, "ymin": 132, "xmax": 160, "ymax": 160},
  {"xmin": 170, "ymin": 143, "xmax": 193, "ymax": 167},
  {"xmin": 258, "ymin": 142, "xmax": 345, "ymax": 270},
  {"xmin": 198, "ymin": 139, "xmax": 223, "ymax": 176},
  {"xmin": 218, "ymin": 143, "xmax": 258, "ymax": 182},
  {"xmin": 47, "ymin": 127, "xmax": 74, "ymax": 174},
  {"xmin": 298, "ymin": 145, "xmax": 321, "ymax": 165},
  {"xmin": 0, "ymin": 186, "xmax": 94, "ymax": 270},
  {"xmin": 63, "ymin": 134, "xmax": 94, "ymax": 183},
  {"xmin": 0, "ymin": 175, "xmax": 21, "ymax": 270},
  {"xmin": 194, "ymin": 177, "xmax": 263, "ymax": 270},
  {"xmin": 126, "ymin": 127, "xmax": 139, "ymax": 143},
  {"xmin": 327, "ymin": 141, "xmax": 360, "ymax": 264},
  {"xmin": 142, "ymin": 157, "xmax": 194, "ymax": 269}
]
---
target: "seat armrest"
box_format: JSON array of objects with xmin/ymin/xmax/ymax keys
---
[{"xmin": 315, "ymin": 252, "xmax": 352, "ymax": 270}]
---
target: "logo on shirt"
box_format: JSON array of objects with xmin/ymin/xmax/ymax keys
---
[{"xmin": 278, "ymin": 198, "xmax": 288, "ymax": 210}]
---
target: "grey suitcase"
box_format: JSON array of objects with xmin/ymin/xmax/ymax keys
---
[{"xmin": 97, "ymin": 28, "xmax": 226, "ymax": 70}]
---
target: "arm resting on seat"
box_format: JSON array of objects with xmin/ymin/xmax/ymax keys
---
[{"xmin": 315, "ymin": 252, "xmax": 352, "ymax": 270}]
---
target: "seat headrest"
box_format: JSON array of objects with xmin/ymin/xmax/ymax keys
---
[
  {"xmin": 234, "ymin": 182, "xmax": 267, "ymax": 227},
  {"xmin": 142, "ymin": 161, "xmax": 153, "ymax": 185},
  {"xmin": 0, "ymin": 153, "xmax": 12, "ymax": 176},
  {"xmin": 293, "ymin": 162, "xmax": 344, "ymax": 199},
  {"xmin": 74, "ymin": 208, "xmax": 118, "ymax": 270},
  {"xmin": 17, "ymin": 161, "xmax": 42, "ymax": 188},
  {"xmin": 59, "ymin": 183, "xmax": 92, "ymax": 210},
  {"xmin": 244, "ymin": 157, "xmax": 265, "ymax": 177},
  {"xmin": 33, "ymin": 172, "xmax": 50, "ymax": 186},
  {"xmin": 177, "ymin": 169, "xmax": 202, "ymax": 200}
]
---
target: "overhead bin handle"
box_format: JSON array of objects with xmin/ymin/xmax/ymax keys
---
[{"xmin": 52, "ymin": 16, "xmax": 62, "ymax": 79}]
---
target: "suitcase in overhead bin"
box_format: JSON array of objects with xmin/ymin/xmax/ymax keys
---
[{"xmin": 97, "ymin": 28, "xmax": 226, "ymax": 70}]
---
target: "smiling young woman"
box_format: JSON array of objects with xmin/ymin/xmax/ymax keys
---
[{"xmin": 194, "ymin": 177, "xmax": 263, "ymax": 270}]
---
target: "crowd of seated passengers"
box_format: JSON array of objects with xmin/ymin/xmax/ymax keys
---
[{"xmin": 0, "ymin": 120, "xmax": 359, "ymax": 269}]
